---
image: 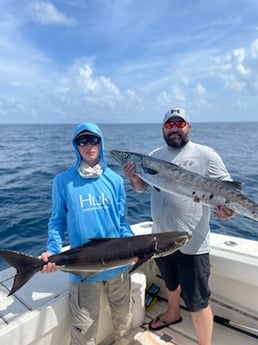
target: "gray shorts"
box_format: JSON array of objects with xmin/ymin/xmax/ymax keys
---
[{"xmin": 155, "ymin": 251, "xmax": 211, "ymax": 312}]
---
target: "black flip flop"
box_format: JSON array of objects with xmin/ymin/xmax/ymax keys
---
[{"xmin": 149, "ymin": 315, "xmax": 183, "ymax": 331}]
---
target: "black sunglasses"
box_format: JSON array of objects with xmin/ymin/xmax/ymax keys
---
[{"xmin": 75, "ymin": 135, "xmax": 101, "ymax": 147}]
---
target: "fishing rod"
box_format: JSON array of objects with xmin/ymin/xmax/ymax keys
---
[{"xmin": 213, "ymin": 315, "xmax": 258, "ymax": 339}]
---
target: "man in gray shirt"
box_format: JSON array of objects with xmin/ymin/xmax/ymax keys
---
[{"xmin": 123, "ymin": 108, "xmax": 235, "ymax": 345}]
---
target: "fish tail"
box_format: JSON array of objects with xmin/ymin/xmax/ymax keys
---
[{"xmin": 0, "ymin": 250, "xmax": 42, "ymax": 295}]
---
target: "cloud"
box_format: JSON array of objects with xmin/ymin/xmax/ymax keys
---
[
  {"xmin": 219, "ymin": 39, "xmax": 258, "ymax": 93},
  {"xmin": 250, "ymin": 39, "xmax": 258, "ymax": 59},
  {"xmin": 29, "ymin": 1, "xmax": 77, "ymax": 26},
  {"xmin": 0, "ymin": 0, "xmax": 258, "ymax": 123},
  {"xmin": 77, "ymin": 65, "xmax": 121, "ymax": 106}
]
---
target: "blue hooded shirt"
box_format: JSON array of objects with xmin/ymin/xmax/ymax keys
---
[{"xmin": 47, "ymin": 122, "xmax": 134, "ymax": 282}]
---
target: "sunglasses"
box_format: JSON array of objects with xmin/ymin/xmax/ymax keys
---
[
  {"xmin": 75, "ymin": 135, "xmax": 101, "ymax": 147},
  {"xmin": 164, "ymin": 120, "xmax": 187, "ymax": 129}
]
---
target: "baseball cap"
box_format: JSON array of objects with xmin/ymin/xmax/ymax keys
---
[{"xmin": 163, "ymin": 108, "xmax": 190, "ymax": 124}]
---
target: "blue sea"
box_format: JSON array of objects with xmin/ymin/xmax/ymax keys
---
[{"xmin": 0, "ymin": 123, "xmax": 258, "ymax": 270}]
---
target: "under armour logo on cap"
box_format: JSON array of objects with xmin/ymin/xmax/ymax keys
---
[
  {"xmin": 163, "ymin": 107, "xmax": 190, "ymax": 124},
  {"xmin": 170, "ymin": 109, "xmax": 181, "ymax": 114}
]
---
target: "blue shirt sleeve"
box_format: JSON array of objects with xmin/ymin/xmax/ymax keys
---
[
  {"xmin": 117, "ymin": 181, "xmax": 134, "ymax": 237},
  {"xmin": 47, "ymin": 175, "xmax": 66, "ymax": 254}
]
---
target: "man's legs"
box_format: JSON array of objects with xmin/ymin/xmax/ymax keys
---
[
  {"xmin": 149, "ymin": 251, "xmax": 213, "ymax": 345},
  {"xmin": 149, "ymin": 287, "xmax": 213, "ymax": 345},
  {"xmin": 191, "ymin": 304, "xmax": 213, "ymax": 345},
  {"xmin": 179, "ymin": 253, "xmax": 213, "ymax": 345},
  {"xmin": 149, "ymin": 253, "xmax": 182, "ymax": 329},
  {"xmin": 69, "ymin": 281, "xmax": 101, "ymax": 345},
  {"xmin": 106, "ymin": 272, "xmax": 133, "ymax": 345},
  {"xmin": 149, "ymin": 285, "xmax": 182, "ymax": 328}
]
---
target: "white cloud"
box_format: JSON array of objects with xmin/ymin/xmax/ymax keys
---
[
  {"xmin": 29, "ymin": 1, "xmax": 77, "ymax": 26},
  {"xmin": 232, "ymin": 48, "xmax": 250, "ymax": 77},
  {"xmin": 250, "ymin": 39, "xmax": 258, "ymax": 59},
  {"xmin": 194, "ymin": 83, "xmax": 209, "ymax": 106},
  {"xmin": 0, "ymin": 96, "xmax": 28, "ymax": 116},
  {"xmin": 0, "ymin": 0, "xmax": 258, "ymax": 123},
  {"xmin": 77, "ymin": 65, "xmax": 122, "ymax": 107},
  {"xmin": 156, "ymin": 86, "xmax": 186, "ymax": 109},
  {"xmin": 220, "ymin": 40, "xmax": 258, "ymax": 93},
  {"xmin": 195, "ymin": 83, "xmax": 207, "ymax": 97}
]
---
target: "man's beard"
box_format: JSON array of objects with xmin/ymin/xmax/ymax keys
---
[{"xmin": 164, "ymin": 133, "xmax": 188, "ymax": 148}]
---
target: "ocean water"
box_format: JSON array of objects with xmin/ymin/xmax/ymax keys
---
[{"xmin": 0, "ymin": 122, "xmax": 258, "ymax": 270}]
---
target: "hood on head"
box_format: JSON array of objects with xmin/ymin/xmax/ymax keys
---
[{"xmin": 72, "ymin": 122, "xmax": 106, "ymax": 170}]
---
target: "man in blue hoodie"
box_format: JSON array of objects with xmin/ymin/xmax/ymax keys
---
[{"xmin": 41, "ymin": 122, "xmax": 134, "ymax": 345}]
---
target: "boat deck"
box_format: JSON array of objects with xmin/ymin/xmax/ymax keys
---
[
  {"xmin": 131, "ymin": 299, "xmax": 258, "ymax": 345},
  {"xmin": 1, "ymin": 266, "xmax": 257, "ymax": 345}
]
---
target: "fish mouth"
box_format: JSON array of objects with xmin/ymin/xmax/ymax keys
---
[{"xmin": 110, "ymin": 150, "xmax": 126, "ymax": 163}]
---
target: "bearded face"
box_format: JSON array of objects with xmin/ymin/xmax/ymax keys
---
[{"xmin": 163, "ymin": 117, "xmax": 191, "ymax": 149}]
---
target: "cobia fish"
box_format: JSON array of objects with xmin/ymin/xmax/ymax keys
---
[
  {"xmin": 0, "ymin": 231, "xmax": 190, "ymax": 295},
  {"xmin": 111, "ymin": 149, "xmax": 258, "ymax": 222}
]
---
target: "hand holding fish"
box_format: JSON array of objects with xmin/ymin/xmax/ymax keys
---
[
  {"xmin": 123, "ymin": 161, "xmax": 148, "ymax": 192},
  {"xmin": 41, "ymin": 252, "xmax": 58, "ymax": 273},
  {"xmin": 123, "ymin": 161, "xmax": 137, "ymax": 178},
  {"xmin": 213, "ymin": 205, "xmax": 235, "ymax": 219}
]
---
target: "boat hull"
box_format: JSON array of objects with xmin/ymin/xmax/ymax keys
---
[{"xmin": 0, "ymin": 221, "xmax": 257, "ymax": 344}]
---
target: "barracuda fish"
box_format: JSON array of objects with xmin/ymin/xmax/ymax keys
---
[
  {"xmin": 111, "ymin": 149, "xmax": 258, "ymax": 222},
  {"xmin": 0, "ymin": 231, "xmax": 190, "ymax": 295}
]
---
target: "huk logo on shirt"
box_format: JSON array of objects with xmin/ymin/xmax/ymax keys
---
[{"xmin": 79, "ymin": 193, "xmax": 110, "ymax": 211}]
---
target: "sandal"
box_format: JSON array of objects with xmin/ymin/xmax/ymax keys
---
[{"xmin": 149, "ymin": 315, "xmax": 182, "ymax": 331}]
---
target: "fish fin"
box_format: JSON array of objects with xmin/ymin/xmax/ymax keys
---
[
  {"xmin": 129, "ymin": 254, "xmax": 153, "ymax": 273},
  {"xmin": 142, "ymin": 167, "xmax": 158, "ymax": 175},
  {"xmin": 136, "ymin": 176, "xmax": 160, "ymax": 192},
  {"xmin": 222, "ymin": 181, "xmax": 242, "ymax": 191},
  {"xmin": 0, "ymin": 250, "xmax": 42, "ymax": 295},
  {"xmin": 152, "ymin": 186, "xmax": 160, "ymax": 192}
]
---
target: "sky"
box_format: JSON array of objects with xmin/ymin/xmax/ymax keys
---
[{"xmin": 0, "ymin": 0, "xmax": 258, "ymax": 124}]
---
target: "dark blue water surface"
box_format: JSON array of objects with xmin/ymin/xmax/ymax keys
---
[{"xmin": 0, "ymin": 123, "xmax": 257, "ymax": 269}]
